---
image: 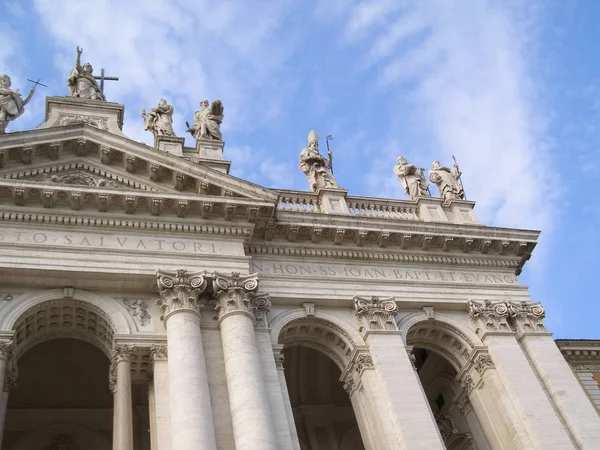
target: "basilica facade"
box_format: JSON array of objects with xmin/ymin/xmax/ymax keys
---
[{"xmin": 0, "ymin": 69, "xmax": 599, "ymax": 450}]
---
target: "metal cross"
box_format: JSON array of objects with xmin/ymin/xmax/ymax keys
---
[
  {"xmin": 27, "ymin": 78, "xmax": 48, "ymax": 88},
  {"xmin": 93, "ymin": 68, "xmax": 119, "ymax": 95}
]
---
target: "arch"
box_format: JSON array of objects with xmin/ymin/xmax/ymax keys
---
[
  {"xmin": 0, "ymin": 288, "xmax": 134, "ymax": 335},
  {"xmin": 269, "ymin": 307, "xmax": 365, "ymax": 348},
  {"xmin": 278, "ymin": 316, "xmax": 359, "ymax": 371},
  {"xmin": 11, "ymin": 300, "xmax": 117, "ymax": 360},
  {"xmin": 9, "ymin": 422, "xmax": 110, "ymax": 450},
  {"xmin": 399, "ymin": 313, "xmax": 482, "ymax": 372}
]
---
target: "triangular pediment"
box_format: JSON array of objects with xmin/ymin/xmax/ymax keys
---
[{"xmin": 0, "ymin": 124, "xmax": 279, "ymax": 203}]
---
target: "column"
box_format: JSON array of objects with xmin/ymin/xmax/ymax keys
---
[
  {"xmin": 512, "ymin": 302, "xmax": 600, "ymax": 449},
  {"xmin": 213, "ymin": 272, "xmax": 278, "ymax": 450},
  {"xmin": 273, "ymin": 349, "xmax": 301, "ymax": 450},
  {"xmin": 353, "ymin": 296, "xmax": 445, "ymax": 449},
  {"xmin": 468, "ymin": 300, "xmax": 576, "ymax": 450},
  {"xmin": 0, "ymin": 367, "xmax": 15, "ymax": 448},
  {"xmin": 0, "ymin": 342, "xmax": 11, "ymax": 402},
  {"xmin": 341, "ymin": 353, "xmax": 399, "ymax": 450},
  {"xmin": 150, "ymin": 345, "xmax": 171, "ymax": 450},
  {"xmin": 156, "ymin": 269, "xmax": 217, "ymax": 450},
  {"xmin": 111, "ymin": 345, "xmax": 134, "ymax": 450}
]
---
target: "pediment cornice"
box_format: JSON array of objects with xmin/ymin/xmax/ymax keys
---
[{"xmin": 0, "ymin": 124, "xmax": 278, "ymax": 202}]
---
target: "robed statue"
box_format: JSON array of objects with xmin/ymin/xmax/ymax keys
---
[
  {"xmin": 187, "ymin": 99, "xmax": 224, "ymax": 141},
  {"xmin": 0, "ymin": 74, "xmax": 35, "ymax": 134},
  {"xmin": 393, "ymin": 156, "xmax": 429, "ymax": 200},
  {"xmin": 299, "ymin": 130, "xmax": 339, "ymax": 192},
  {"xmin": 68, "ymin": 46, "xmax": 105, "ymax": 101},
  {"xmin": 141, "ymin": 99, "xmax": 175, "ymax": 138},
  {"xmin": 429, "ymin": 160, "xmax": 465, "ymax": 201}
]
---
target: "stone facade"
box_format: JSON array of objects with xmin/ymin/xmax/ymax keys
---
[{"xmin": 0, "ymin": 95, "xmax": 598, "ymax": 450}]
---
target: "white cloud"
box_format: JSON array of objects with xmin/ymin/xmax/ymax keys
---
[{"xmin": 340, "ymin": 0, "xmax": 557, "ymax": 235}]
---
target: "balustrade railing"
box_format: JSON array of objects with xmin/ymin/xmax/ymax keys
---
[
  {"xmin": 275, "ymin": 190, "xmax": 421, "ymax": 221},
  {"xmin": 347, "ymin": 197, "xmax": 420, "ymax": 221}
]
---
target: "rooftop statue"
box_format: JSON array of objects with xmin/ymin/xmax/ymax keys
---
[
  {"xmin": 141, "ymin": 99, "xmax": 175, "ymax": 138},
  {"xmin": 299, "ymin": 130, "xmax": 339, "ymax": 192},
  {"xmin": 67, "ymin": 46, "xmax": 105, "ymax": 101},
  {"xmin": 393, "ymin": 156, "xmax": 430, "ymax": 200},
  {"xmin": 0, "ymin": 74, "xmax": 35, "ymax": 134},
  {"xmin": 186, "ymin": 99, "xmax": 224, "ymax": 141},
  {"xmin": 429, "ymin": 159, "xmax": 465, "ymax": 201}
]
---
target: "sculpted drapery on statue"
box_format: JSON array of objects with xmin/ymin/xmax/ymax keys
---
[
  {"xmin": 299, "ymin": 130, "xmax": 339, "ymax": 192},
  {"xmin": 141, "ymin": 99, "xmax": 175, "ymax": 138},
  {"xmin": 0, "ymin": 74, "xmax": 35, "ymax": 134},
  {"xmin": 67, "ymin": 46, "xmax": 105, "ymax": 101},
  {"xmin": 187, "ymin": 99, "xmax": 224, "ymax": 141},
  {"xmin": 393, "ymin": 156, "xmax": 430, "ymax": 200},
  {"xmin": 429, "ymin": 160, "xmax": 464, "ymax": 201}
]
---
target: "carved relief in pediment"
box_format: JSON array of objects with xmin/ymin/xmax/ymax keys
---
[{"xmin": 36, "ymin": 171, "xmax": 121, "ymax": 188}]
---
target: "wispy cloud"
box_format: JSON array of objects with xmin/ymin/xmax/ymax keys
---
[{"xmin": 335, "ymin": 0, "xmax": 556, "ymax": 234}]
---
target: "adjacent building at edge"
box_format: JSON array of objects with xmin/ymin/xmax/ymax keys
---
[{"xmin": 0, "ymin": 95, "xmax": 598, "ymax": 450}]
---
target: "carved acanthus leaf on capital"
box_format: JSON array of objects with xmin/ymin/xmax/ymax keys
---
[
  {"xmin": 112, "ymin": 344, "xmax": 134, "ymax": 364},
  {"xmin": 460, "ymin": 374, "xmax": 475, "ymax": 393},
  {"xmin": 156, "ymin": 269, "xmax": 208, "ymax": 319},
  {"xmin": 467, "ymin": 299, "xmax": 511, "ymax": 334},
  {"xmin": 457, "ymin": 395, "xmax": 473, "ymax": 416},
  {"xmin": 353, "ymin": 296, "xmax": 398, "ymax": 333},
  {"xmin": 342, "ymin": 374, "xmax": 356, "ymax": 396},
  {"xmin": 274, "ymin": 352, "xmax": 285, "ymax": 370},
  {"xmin": 150, "ymin": 345, "xmax": 168, "ymax": 362},
  {"xmin": 473, "ymin": 353, "xmax": 495, "ymax": 375},
  {"xmin": 212, "ymin": 272, "xmax": 261, "ymax": 320},
  {"xmin": 251, "ymin": 293, "xmax": 272, "ymax": 327},
  {"xmin": 468, "ymin": 299, "xmax": 547, "ymax": 336},
  {"xmin": 0, "ymin": 341, "xmax": 13, "ymax": 360},
  {"xmin": 353, "ymin": 354, "xmax": 374, "ymax": 375}
]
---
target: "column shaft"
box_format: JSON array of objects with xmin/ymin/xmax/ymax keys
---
[
  {"xmin": 275, "ymin": 359, "xmax": 301, "ymax": 450},
  {"xmin": 219, "ymin": 313, "xmax": 278, "ymax": 450},
  {"xmin": 113, "ymin": 350, "xmax": 134, "ymax": 450},
  {"xmin": 520, "ymin": 334, "xmax": 600, "ymax": 448},
  {"xmin": 366, "ymin": 333, "xmax": 445, "ymax": 449},
  {"xmin": 152, "ymin": 354, "xmax": 172, "ymax": 450},
  {"xmin": 0, "ymin": 384, "xmax": 9, "ymax": 447},
  {"xmin": 166, "ymin": 311, "xmax": 217, "ymax": 450},
  {"xmin": 484, "ymin": 334, "xmax": 576, "ymax": 449}
]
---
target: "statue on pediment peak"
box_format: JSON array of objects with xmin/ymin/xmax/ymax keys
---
[
  {"xmin": 67, "ymin": 46, "xmax": 105, "ymax": 101},
  {"xmin": 299, "ymin": 130, "xmax": 339, "ymax": 192},
  {"xmin": 429, "ymin": 159, "xmax": 465, "ymax": 201},
  {"xmin": 0, "ymin": 74, "xmax": 35, "ymax": 134},
  {"xmin": 141, "ymin": 98, "xmax": 175, "ymax": 138},
  {"xmin": 187, "ymin": 99, "xmax": 224, "ymax": 141},
  {"xmin": 393, "ymin": 156, "xmax": 430, "ymax": 200}
]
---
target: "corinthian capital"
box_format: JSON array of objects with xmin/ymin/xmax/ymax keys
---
[
  {"xmin": 212, "ymin": 272, "xmax": 260, "ymax": 321},
  {"xmin": 156, "ymin": 269, "xmax": 208, "ymax": 320},
  {"xmin": 353, "ymin": 296, "xmax": 398, "ymax": 334},
  {"xmin": 112, "ymin": 344, "xmax": 134, "ymax": 364},
  {"xmin": 508, "ymin": 301, "xmax": 546, "ymax": 334},
  {"xmin": 0, "ymin": 341, "xmax": 13, "ymax": 360},
  {"xmin": 467, "ymin": 299, "xmax": 511, "ymax": 335}
]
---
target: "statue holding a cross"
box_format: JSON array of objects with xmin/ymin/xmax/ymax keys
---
[{"xmin": 68, "ymin": 46, "xmax": 117, "ymax": 101}]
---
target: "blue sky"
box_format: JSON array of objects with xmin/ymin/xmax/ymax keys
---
[{"xmin": 1, "ymin": 0, "xmax": 598, "ymax": 338}]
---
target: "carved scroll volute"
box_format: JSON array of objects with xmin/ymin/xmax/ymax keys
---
[
  {"xmin": 156, "ymin": 269, "xmax": 208, "ymax": 322},
  {"xmin": 353, "ymin": 296, "xmax": 398, "ymax": 335},
  {"xmin": 212, "ymin": 272, "xmax": 260, "ymax": 322},
  {"xmin": 467, "ymin": 299, "xmax": 511, "ymax": 336},
  {"xmin": 509, "ymin": 301, "xmax": 547, "ymax": 335}
]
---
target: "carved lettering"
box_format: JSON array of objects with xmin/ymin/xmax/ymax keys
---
[
  {"xmin": 0, "ymin": 228, "xmax": 226, "ymax": 255},
  {"xmin": 251, "ymin": 260, "xmax": 519, "ymax": 286}
]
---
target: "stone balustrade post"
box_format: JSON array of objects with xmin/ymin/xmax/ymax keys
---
[
  {"xmin": 509, "ymin": 301, "xmax": 600, "ymax": 448},
  {"xmin": 353, "ymin": 296, "xmax": 445, "ymax": 449},
  {"xmin": 156, "ymin": 269, "xmax": 217, "ymax": 450},
  {"xmin": 150, "ymin": 345, "xmax": 171, "ymax": 450},
  {"xmin": 468, "ymin": 300, "xmax": 576, "ymax": 450},
  {"xmin": 213, "ymin": 272, "xmax": 278, "ymax": 450},
  {"xmin": 111, "ymin": 345, "xmax": 134, "ymax": 450}
]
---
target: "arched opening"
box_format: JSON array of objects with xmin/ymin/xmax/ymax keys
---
[
  {"xmin": 407, "ymin": 320, "xmax": 491, "ymax": 450},
  {"xmin": 2, "ymin": 300, "xmax": 118, "ymax": 450},
  {"xmin": 279, "ymin": 318, "xmax": 366, "ymax": 450}
]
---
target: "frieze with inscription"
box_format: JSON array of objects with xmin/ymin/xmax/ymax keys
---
[
  {"xmin": 250, "ymin": 261, "xmax": 519, "ymax": 285},
  {"xmin": 0, "ymin": 227, "xmax": 232, "ymax": 255}
]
